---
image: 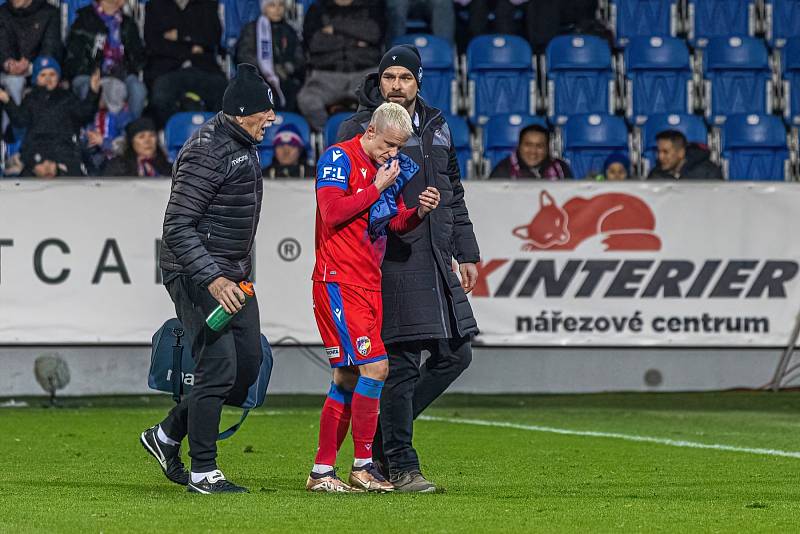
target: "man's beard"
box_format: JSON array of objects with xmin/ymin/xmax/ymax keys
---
[{"xmin": 385, "ymin": 93, "xmax": 415, "ymax": 110}]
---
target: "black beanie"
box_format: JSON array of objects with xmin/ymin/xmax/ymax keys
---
[
  {"xmin": 378, "ymin": 45, "xmax": 423, "ymax": 89},
  {"xmin": 222, "ymin": 63, "xmax": 274, "ymax": 116},
  {"xmin": 125, "ymin": 117, "xmax": 156, "ymax": 139}
]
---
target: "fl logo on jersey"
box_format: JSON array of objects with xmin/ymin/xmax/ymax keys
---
[{"xmin": 356, "ymin": 336, "xmax": 371, "ymax": 356}]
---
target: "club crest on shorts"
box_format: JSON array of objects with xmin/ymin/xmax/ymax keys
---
[{"xmin": 356, "ymin": 336, "xmax": 371, "ymax": 356}]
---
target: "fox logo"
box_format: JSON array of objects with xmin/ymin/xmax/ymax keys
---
[{"xmin": 513, "ymin": 190, "xmax": 662, "ymax": 251}]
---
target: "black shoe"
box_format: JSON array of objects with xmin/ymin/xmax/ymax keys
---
[
  {"xmin": 187, "ymin": 470, "xmax": 249, "ymax": 494},
  {"xmin": 389, "ymin": 469, "xmax": 437, "ymax": 493},
  {"xmin": 140, "ymin": 425, "xmax": 189, "ymax": 485}
]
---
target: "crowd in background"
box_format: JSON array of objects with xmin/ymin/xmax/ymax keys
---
[{"xmin": 0, "ymin": 0, "xmax": 723, "ymax": 180}]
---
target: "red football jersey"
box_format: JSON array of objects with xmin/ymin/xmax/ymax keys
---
[{"xmin": 312, "ymin": 135, "xmax": 420, "ymax": 290}]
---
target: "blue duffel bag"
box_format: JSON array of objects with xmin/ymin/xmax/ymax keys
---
[{"xmin": 148, "ymin": 318, "xmax": 273, "ymax": 439}]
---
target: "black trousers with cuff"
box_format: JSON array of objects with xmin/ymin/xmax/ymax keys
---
[
  {"xmin": 159, "ymin": 275, "xmax": 262, "ymax": 473},
  {"xmin": 374, "ymin": 335, "xmax": 473, "ymax": 474}
]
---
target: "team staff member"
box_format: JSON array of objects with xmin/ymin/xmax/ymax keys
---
[
  {"xmin": 140, "ymin": 64, "xmax": 276, "ymax": 495},
  {"xmin": 308, "ymin": 102, "xmax": 440, "ymax": 493},
  {"xmin": 337, "ymin": 45, "xmax": 480, "ymax": 493}
]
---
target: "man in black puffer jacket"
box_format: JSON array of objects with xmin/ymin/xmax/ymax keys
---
[
  {"xmin": 0, "ymin": 0, "xmax": 62, "ymax": 105},
  {"xmin": 140, "ymin": 64, "xmax": 276, "ymax": 495},
  {"xmin": 337, "ymin": 45, "xmax": 480, "ymax": 493}
]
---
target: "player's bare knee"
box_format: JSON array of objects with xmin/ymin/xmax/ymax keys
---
[
  {"xmin": 359, "ymin": 359, "xmax": 388, "ymax": 382},
  {"xmin": 333, "ymin": 366, "xmax": 360, "ymax": 390}
]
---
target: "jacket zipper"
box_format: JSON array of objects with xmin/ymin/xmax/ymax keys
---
[
  {"xmin": 244, "ymin": 151, "xmax": 258, "ymax": 277},
  {"xmin": 417, "ymin": 109, "xmax": 451, "ymax": 337}
]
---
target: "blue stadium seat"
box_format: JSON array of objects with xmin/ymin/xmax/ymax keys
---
[
  {"xmin": 703, "ymin": 36, "xmax": 772, "ymax": 124},
  {"xmin": 609, "ymin": 0, "xmax": 678, "ymax": 47},
  {"xmin": 466, "ymin": 34, "xmax": 536, "ymax": 125},
  {"xmin": 624, "ymin": 36, "xmax": 693, "ymax": 123},
  {"xmin": 765, "ymin": 0, "xmax": 800, "ymax": 48},
  {"xmin": 639, "ymin": 113, "xmax": 709, "ymax": 174},
  {"xmin": 324, "ymin": 112, "xmax": 353, "ymax": 149},
  {"xmin": 545, "ymin": 35, "xmax": 615, "ymax": 124},
  {"xmin": 481, "ymin": 113, "xmax": 548, "ymax": 172},
  {"xmin": 444, "ymin": 114, "xmax": 472, "ymax": 178},
  {"xmin": 393, "ymin": 34, "xmax": 458, "ymax": 115},
  {"xmin": 257, "ymin": 112, "xmax": 313, "ymax": 167},
  {"xmin": 687, "ymin": 0, "xmax": 757, "ymax": 48},
  {"xmin": 220, "ymin": 0, "xmax": 260, "ymax": 50},
  {"xmin": 721, "ymin": 114, "xmax": 790, "ymax": 180},
  {"xmin": 164, "ymin": 112, "xmax": 215, "ymax": 161},
  {"xmin": 560, "ymin": 114, "xmax": 630, "ymax": 179},
  {"xmin": 782, "ymin": 37, "xmax": 800, "ymax": 124}
]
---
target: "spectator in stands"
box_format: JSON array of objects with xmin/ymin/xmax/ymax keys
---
[
  {"xmin": 82, "ymin": 77, "xmax": 134, "ymax": 174},
  {"xmin": 456, "ymin": 0, "xmax": 525, "ymax": 45},
  {"xmin": 385, "ymin": 0, "xmax": 455, "ymax": 45},
  {"xmin": 596, "ymin": 152, "xmax": 629, "ymax": 181},
  {"xmin": 297, "ymin": 0, "xmax": 384, "ymax": 131},
  {"xmin": 144, "ymin": 0, "xmax": 227, "ymax": 126},
  {"xmin": 648, "ymin": 130, "xmax": 723, "ymax": 180},
  {"xmin": 0, "ymin": 57, "xmax": 100, "ymax": 177},
  {"xmin": 488, "ymin": 124, "xmax": 572, "ymax": 179},
  {"xmin": 263, "ymin": 123, "xmax": 310, "ymax": 178},
  {"xmin": 525, "ymin": 0, "xmax": 602, "ymax": 53},
  {"xmin": 236, "ymin": 0, "xmax": 304, "ymax": 112},
  {"xmin": 103, "ymin": 117, "xmax": 171, "ymax": 176},
  {"xmin": 64, "ymin": 0, "xmax": 147, "ymax": 118},
  {"xmin": 0, "ymin": 0, "xmax": 62, "ymax": 106}
]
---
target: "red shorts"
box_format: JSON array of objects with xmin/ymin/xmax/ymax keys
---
[{"xmin": 312, "ymin": 281, "xmax": 387, "ymax": 368}]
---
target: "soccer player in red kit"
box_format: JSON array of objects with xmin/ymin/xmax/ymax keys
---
[{"xmin": 306, "ymin": 102, "xmax": 440, "ymax": 493}]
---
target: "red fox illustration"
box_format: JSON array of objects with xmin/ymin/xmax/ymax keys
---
[{"xmin": 513, "ymin": 190, "xmax": 662, "ymax": 251}]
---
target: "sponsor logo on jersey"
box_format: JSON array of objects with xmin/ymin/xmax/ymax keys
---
[
  {"xmin": 232, "ymin": 154, "xmax": 249, "ymax": 165},
  {"xmin": 360, "ymin": 168, "xmax": 367, "ymax": 178},
  {"xmin": 356, "ymin": 336, "xmax": 371, "ymax": 356},
  {"xmin": 332, "ymin": 150, "xmax": 343, "ymax": 162},
  {"xmin": 334, "ymin": 308, "xmax": 342, "ymax": 321},
  {"xmin": 325, "ymin": 346, "xmax": 340, "ymax": 359},
  {"xmin": 320, "ymin": 166, "xmax": 347, "ymax": 182}
]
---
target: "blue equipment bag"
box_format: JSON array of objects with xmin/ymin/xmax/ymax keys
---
[{"xmin": 148, "ymin": 318, "xmax": 273, "ymax": 440}]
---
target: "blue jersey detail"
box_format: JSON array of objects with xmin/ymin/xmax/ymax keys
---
[{"xmin": 316, "ymin": 146, "xmax": 352, "ymax": 190}]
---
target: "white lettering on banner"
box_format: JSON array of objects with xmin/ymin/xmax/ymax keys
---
[{"xmin": 0, "ymin": 180, "xmax": 799, "ymax": 346}]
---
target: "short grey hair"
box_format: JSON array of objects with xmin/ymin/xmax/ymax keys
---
[{"xmin": 369, "ymin": 102, "xmax": 413, "ymax": 138}]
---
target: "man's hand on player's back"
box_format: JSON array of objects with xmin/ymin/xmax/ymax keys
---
[
  {"xmin": 208, "ymin": 276, "xmax": 246, "ymax": 314},
  {"xmin": 374, "ymin": 160, "xmax": 400, "ymax": 192}
]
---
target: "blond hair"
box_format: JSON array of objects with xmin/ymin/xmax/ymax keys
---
[{"xmin": 369, "ymin": 102, "xmax": 413, "ymax": 138}]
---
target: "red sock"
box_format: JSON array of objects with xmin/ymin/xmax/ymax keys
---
[
  {"xmin": 336, "ymin": 403, "xmax": 352, "ymax": 450},
  {"xmin": 314, "ymin": 383, "xmax": 351, "ymax": 466},
  {"xmin": 351, "ymin": 377, "xmax": 383, "ymax": 461}
]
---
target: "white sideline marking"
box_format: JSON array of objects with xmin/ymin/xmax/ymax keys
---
[{"xmin": 419, "ymin": 415, "xmax": 800, "ymax": 460}]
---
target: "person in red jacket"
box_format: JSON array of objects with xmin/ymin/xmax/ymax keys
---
[{"xmin": 307, "ymin": 102, "xmax": 440, "ymax": 493}]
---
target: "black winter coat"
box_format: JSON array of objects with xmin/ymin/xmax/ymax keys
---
[
  {"xmin": 337, "ymin": 73, "xmax": 480, "ymax": 344},
  {"xmin": 302, "ymin": 0, "xmax": 383, "ymax": 72},
  {"xmin": 5, "ymin": 85, "xmax": 98, "ymax": 173},
  {"xmin": 647, "ymin": 144, "xmax": 724, "ymax": 180},
  {"xmin": 143, "ymin": 0, "xmax": 222, "ymax": 84},
  {"xmin": 160, "ymin": 113, "xmax": 263, "ymax": 288},
  {"xmin": 0, "ymin": 0, "xmax": 61, "ymax": 66},
  {"xmin": 64, "ymin": 5, "xmax": 145, "ymax": 79}
]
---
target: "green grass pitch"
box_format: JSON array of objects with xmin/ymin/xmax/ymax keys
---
[{"xmin": 2, "ymin": 392, "xmax": 800, "ymax": 533}]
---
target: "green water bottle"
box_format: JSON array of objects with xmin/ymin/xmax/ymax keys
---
[{"xmin": 205, "ymin": 280, "xmax": 255, "ymax": 332}]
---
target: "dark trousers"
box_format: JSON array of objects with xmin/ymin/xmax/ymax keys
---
[
  {"xmin": 159, "ymin": 275, "xmax": 262, "ymax": 473},
  {"xmin": 375, "ymin": 335, "xmax": 473, "ymax": 473},
  {"xmin": 149, "ymin": 67, "xmax": 228, "ymax": 127}
]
